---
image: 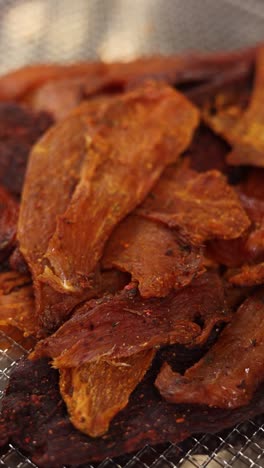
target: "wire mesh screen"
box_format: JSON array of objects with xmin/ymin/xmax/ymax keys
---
[{"xmin": 1, "ymin": 0, "xmax": 264, "ymax": 467}]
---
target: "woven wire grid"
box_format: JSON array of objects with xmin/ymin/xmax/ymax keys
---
[{"xmin": 1, "ymin": 0, "xmax": 264, "ymax": 467}]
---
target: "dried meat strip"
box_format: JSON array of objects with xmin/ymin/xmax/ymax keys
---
[
  {"xmin": 2, "ymin": 357, "xmax": 264, "ymax": 467},
  {"xmin": 60, "ymin": 349, "xmax": 154, "ymax": 437},
  {"xmin": 102, "ymin": 215, "xmax": 203, "ymax": 298},
  {"xmin": 156, "ymin": 290, "xmax": 264, "ymax": 409},
  {"xmin": 137, "ymin": 167, "xmax": 249, "ymax": 244},
  {"xmin": 32, "ymin": 271, "xmax": 229, "ymax": 366},
  {"xmin": 41, "ymin": 83, "xmax": 199, "ymax": 294}
]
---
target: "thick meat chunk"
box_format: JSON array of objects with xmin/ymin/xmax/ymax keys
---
[
  {"xmin": 32, "ymin": 271, "xmax": 230, "ymax": 366},
  {"xmin": 156, "ymin": 290, "xmax": 264, "ymax": 408},
  {"xmin": 102, "ymin": 215, "xmax": 203, "ymax": 298},
  {"xmin": 137, "ymin": 167, "xmax": 249, "ymax": 243}
]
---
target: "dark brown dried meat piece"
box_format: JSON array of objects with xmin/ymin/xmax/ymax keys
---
[
  {"xmin": 156, "ymin": 290, "xmax": 264, "ymax": 408},
  {"xmin": 2, "ymin": 357, "xmax": 264, "ymax": 467},
  {"xmin": 137, "ymin": 167, "xmax": 249, "ymax": 244},
  {"xmin": 32, "ymin": 271, "xmax": 230, "ymax": 367},
  {"xmin": 102, "ymin": 215, "xmax": 203, "ymax": 298}
]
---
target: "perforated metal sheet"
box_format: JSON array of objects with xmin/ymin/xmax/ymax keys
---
[{"xmin": 1, "ymin": 1, "xmax": 264, "ymax": 467}]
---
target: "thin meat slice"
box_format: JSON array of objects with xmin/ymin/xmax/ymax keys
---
[
  {"xmin": 207, "ymin": 169, "xmax": 264, "ymax": 267},
  {"xmin": 32, "ymin": 271, "xmax": 230, "ymax": 366},
  {"xmin": 229, "ymin": 262, "xmax": 264, "ymax": 286},
  {"xmin": 41, "ymin": 83, "xmax": 199, "ymax": 294},
  {"xmin": 60, "ymin": 349, "xmax": 154, "ymax": 437},
  {"xmin": 137, "ymin": 167, "xmax": 250, "ymax": 244},
  {"xmin": 2, "ymin": 357, "xmax": 264, "ymax": 467},
  {"xmin": 0, "ymin": 102, "xmax": 53, "ymax": 196},
  {"xmin": 226, "ymin": 47, "xmax": 264, "ymax": 166},
  {"xmin": 102, "ymin": 215, "xmax": 203, "ymax": 298},
  {"xmin": 0, "ymin": 186, "xmax": 18, "ymax": 261},
  {"xmin": 155, "ymin": 290, "xmax": 264, "ymax": 409},
  {"xmin": 0, "ymin": 271, "xmax": 37, "ymax": 336}
]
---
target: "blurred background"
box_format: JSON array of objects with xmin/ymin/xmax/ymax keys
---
[{"xmin": 0, "ymin": 0, "xmax": 263, "ymax": 73}]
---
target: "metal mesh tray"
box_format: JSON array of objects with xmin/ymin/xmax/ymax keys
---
[{"xmin": 1, "ymin": 1, "xmax": 264, "ymax": 467}]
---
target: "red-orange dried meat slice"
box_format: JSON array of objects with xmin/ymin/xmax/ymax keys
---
[
  {"xmin": 32, "ymin": 271, "xmax": 230, "ymax": 366},
  {"xmin": 102, "ymin": 215, "xmax": 203, "ymax": 298},
  {"xmin": 40, "ymin": 83, "xmax": 199, "ymax": 295},
  {"xmin": 225, "ymin": 47, "xmax": 264, "ymax": 167},
  {"xmin": 60, "ymin": 349, "xmax": 154, "ymax": 437},
  {"xmin": 155, "ymin": 290, "xmax": 264, "ymax": 409},
  {"xmin": 137, "ymin": 167, "xmax": 249, "ymax": 243}
]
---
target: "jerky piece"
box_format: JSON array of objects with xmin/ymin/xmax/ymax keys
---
[
  {"xmin": 2, "ymin": 357, "xmax": 264, "ymax": 467},
  {"xmin": 226, "ymin": 47, "xmax": 264, "ymax": 167},
  {"xmin": 60, "ymin": 349, "xmax": 154, "ymax": 437},
  {"xmin": 42, "ymin": 82, "xmax": 199, "ymax": 294},
  {"xmin": 102, "ymin": 215, "xmax": 203, "ymax": 298},
  {"xmin": 137, "ymin": 168, "xmax": 249, "ymax": 244},
  {"xmin": 0, "ymin": 271, "xmax": 37, "ymax": 336},
  {"xmin": 156, "ymin": 290, "xmax": 264, "ymax": 409},
  {"xmin": 0, "ymin": 186, "xmax": 18, "ymax": 260},
  {"xmin": 0, "ymin": 102, "xmax": 53, "ymax": 196},
  {"xmin": 229, "ymin": 262, "xmax": 264, "ymax": 286},
  {"xmin": 32, "ymin": 271, "xmax": 229, "ymax": 366},
  {"xmin": 207, "ymin": 169, "xmax": 264, "ymax": 267}
]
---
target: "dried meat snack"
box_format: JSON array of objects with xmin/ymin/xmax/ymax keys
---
[
  {"xmin": 2, "ymin": 356, "xmax": 264, "ymax": 467},
  {"xmin": 137, "ymin": 167, "xmax": 250, "ymax": 244},
  {"xmin": 32, "ymin": 271, "xmax": 229, "ymax": 366},
  {"xmin": 155, "ymin": 290, "xmax": 264, "ymax": 409},
  {"xmin": 18, "ymin": 82, "xmax": 199, "ymax": 332},
  {"xmin": 102, "ymin": 215, "xmax": 203, "ymax": 298},
  {"xmin": 225, "ymin": 47, "xmax": 264, "ymax": 167}
]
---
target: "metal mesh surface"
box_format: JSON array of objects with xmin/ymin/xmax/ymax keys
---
[{"xmin": 1, "ymin": 1, "xmax": 264, "ymax": 467}]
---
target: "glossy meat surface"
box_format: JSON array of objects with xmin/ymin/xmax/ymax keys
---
[
  {"xmin": 102, "ymin": 215, "xmax": 203, "ymax": 297},
  {"xmin": 156, "ymin": 290, "xmax": 264, "ymax": 408}
]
